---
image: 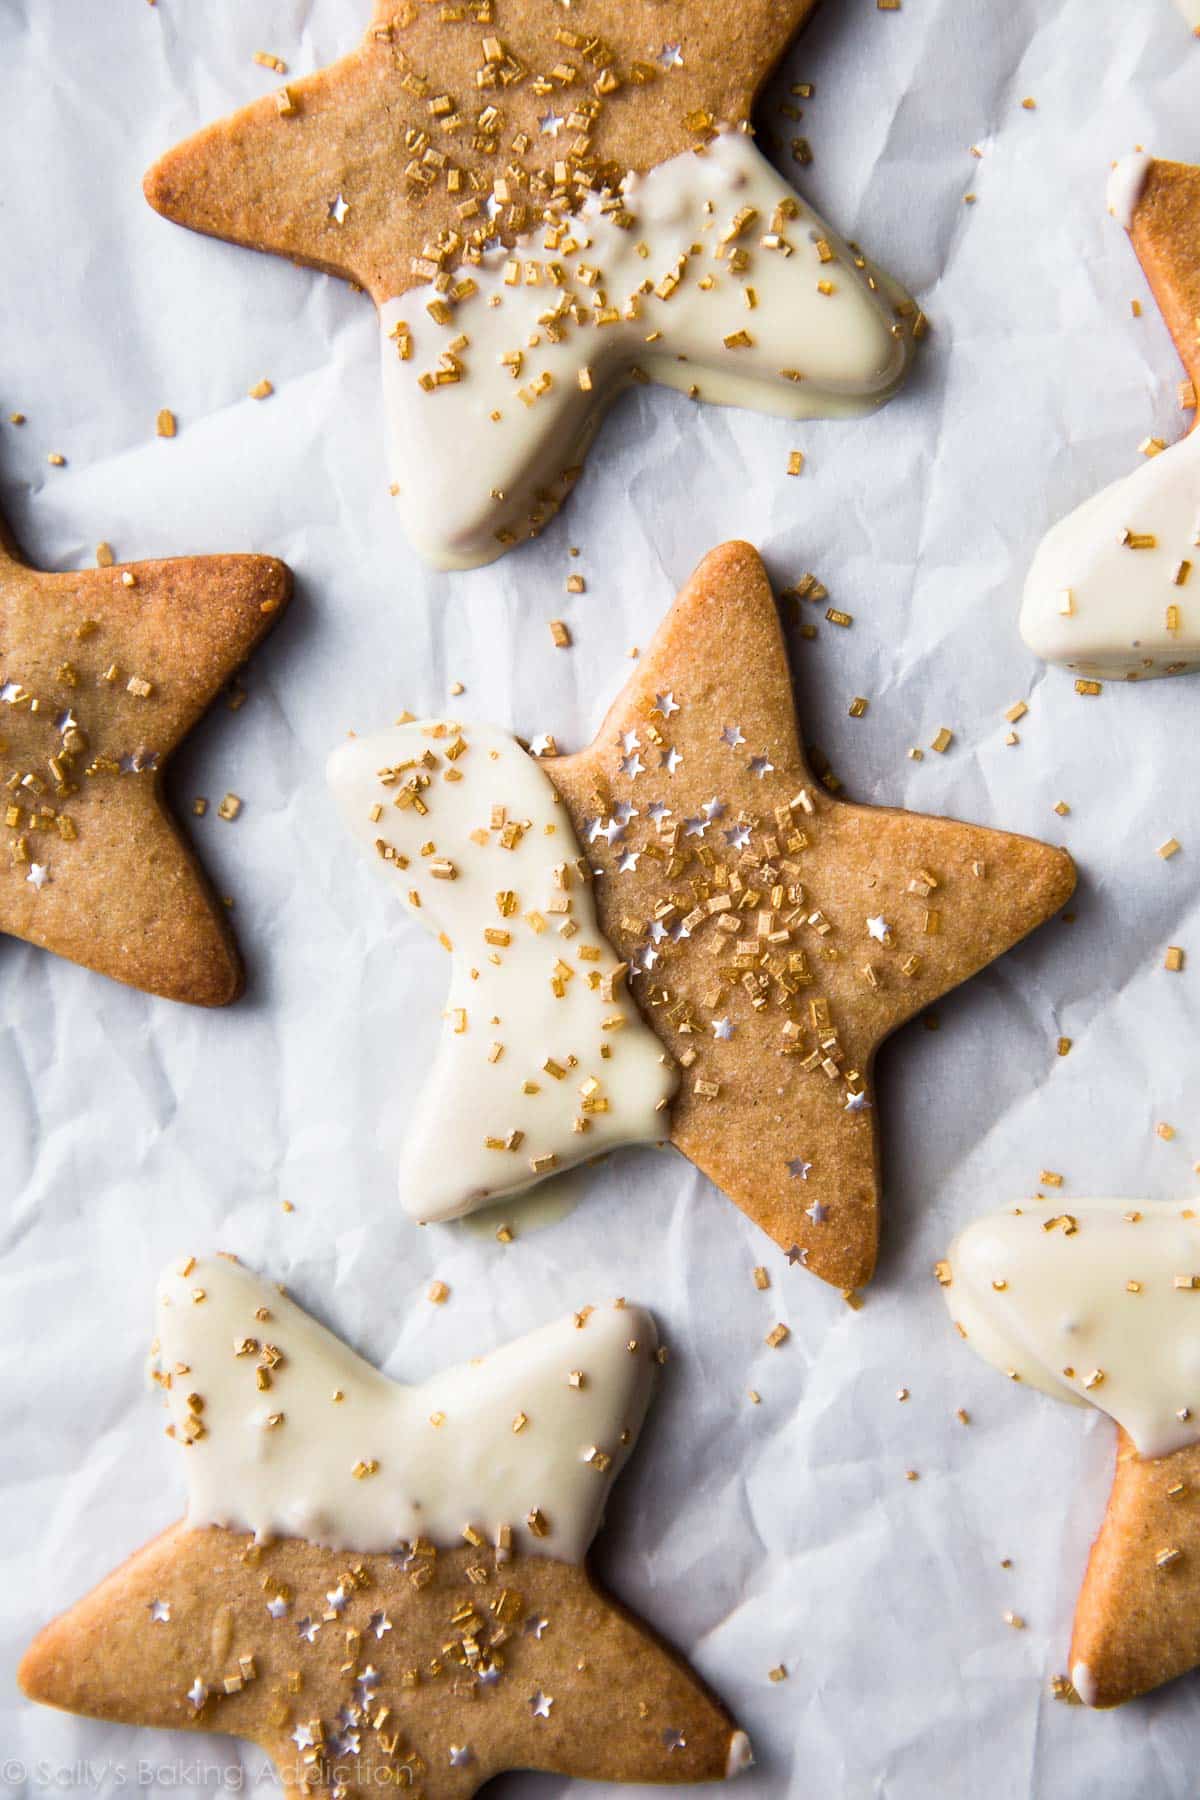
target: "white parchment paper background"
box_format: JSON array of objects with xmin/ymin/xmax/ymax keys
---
[{"xmin": 3, "ymin": 0, "xmax": 1200, "ymax": 1794}]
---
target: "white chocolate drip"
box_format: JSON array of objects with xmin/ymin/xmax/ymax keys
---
[
  {"xmin": 1020, "ymin": 427, "xmax": 1200, "ymax": 680},
  {"xmin": 327, "ymin": 721, "xmax": 677, "ymax": 1222},
  {"xmin": 155, "ymin": 1257, "xmax": 657, "ymax": 1562},
  {"xmin": 379, "ymin": 131, "xmax": 916, "ymax": 567},
  {"xmin": 1105, "ymin": 151, "xmax": 1153, "ymax": 230},
  {"xmin": 945, "ymin": 1199, "xmax": 1200, "ymax": 1458}
]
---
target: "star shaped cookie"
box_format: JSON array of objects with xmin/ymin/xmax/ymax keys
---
[
  {"xmin": 543, "ymin": 543, "xmax": 1076, "ymax": 1290},
  {"xmin": 0, "ymin": 510, "xmax": 290, "ymax": 1003},
  {"xmin": 19, "ymin": 1257, "xmax": 748, "ymax": 1796},
  {"xmin": 1021, "ymin": 155, "xmax": 1200, "ymax": 679},
  {"xmin": 944, "ymin": 1199, "xmax": 1200, "ymax": 1707},
  {"xmin": 144, "ymin": 1, "xmax": 920, "ymax": 566}
]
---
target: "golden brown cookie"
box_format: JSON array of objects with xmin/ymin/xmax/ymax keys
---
[
  {"xmin": 1128, "ymin": 157, "xmax": 1200, "ymax": 401},
  {"xmin": 544, "ymin": 543, "xmax": 1075, "ymax": 1290},
  {"xmin": 144, "ymin": 3, "xmax": 921, "ymax": 567},
  {"xmin": 144, "ymin": 0, "xmax": 820, "ymax": 305},
  {"xmin": 19, "ymin": 1255, "xmax": 749, "ymax": 1796},
  {"xmin": 1070, "ymin": 1430, "xmax": 1200, "ymax": 1707},
  {"xmin": 1020, "ymin": 156, "xmax": 1200, "ymax": 679},
  {"xmin": 943, "ymin": 1198, "xmax": 1200, "ymax": 1708},
  {"xmin": 0, "ymin": 510, "xmax": 290, "ymax": 1003}
]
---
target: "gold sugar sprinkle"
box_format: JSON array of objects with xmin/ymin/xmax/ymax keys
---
[
  {"xmin": 1158, "ymin": 838, "xmax": 1181, "ymax": 860},
  {"xmin": 1165, "ymin": 946, "xmax": 1185, "ymax": 972},
  {"xmin": 549, "ymin": 619, "xmax": 572, "ymax": 648},
  {"xmin": 249, "ymin": 379, "xmax": 274, "ymax": 401},
  {"xmin": 156, "ymin": 410, "xmax": 177, "ymax": 439},
  {"xmin": 217, "ymin": 793, "xmax": 242, "ymax": 822},
  {"xmin": 428, "ymin": 1280, "xmax": 450, "ymax": 1304},
  {"xmin": 930, "ymin": 727, "xmax": 953, "ymax": 753}
]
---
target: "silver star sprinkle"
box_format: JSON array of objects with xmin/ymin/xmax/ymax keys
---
[
  {"xmin": 369, "ymin": 1610, "xmax": 393, "ymax": 1638},
  {"xmin": 786, "ymin": 1244, "xmax": 809, "ymax": 1267},
  {"xmin": 328, "ymin": 193, "xmax": 350, "ymax": 224},
  {"xmin": 748, "ymin": 754, "xmax": 775, "ymax": 778},
  {"xmin": 661, "ymin": 747, "xmax": 683, "ymax": 774},
  {"xmin": 844, "ymin": 1090, "xmax": 872, "ymax": 1113},
  {"xmin": 186, "ymin": 1679, "xmax": 208, "ymax": 1712},
  {"xmin": 296, "ymin": 1616, "xmax": 320, "ymax": 1643},
  {"xmin": 617, "ymin": 848, "xmax": 641, "ymax": 873},
  {"xmin": 866, "ymin": 915, "xmax": 891, "ymax": 943},
  {"xmin": 266, "ymin": 1596, "xmax": 289, "ymax": 1621},
  {"xmin": 658, "ymin": 42, "xmax": 684, "ymax": 68},
  {"xmin": 662, "ymin": 1727, "xmax": 687, "ymax": 1751},
  {"xmin": 806, "ymin": 1200, "xmax": 828, "ymax": 1224},
  {"xmin": 620, "ymin": 752, "xmax": 645, "ymax": 778},
  {"xmin": 148, "ymin": 1599, "xmax": 170, "ymax": 1624},
  {"xmin": 292, "ymin": 1723, "xmax": 316, "ymax": 1751},
  {"xmin": 787, "ymin": 1158, "xmax": 812, "ymax": 1180},
  {"xmin": 449, "ymin": 1746, "xmax": 474, "ymax": 1768},
  {"xmin": 524, "ymin": 1615, "xmax": 549, "ymax": 1640},
  {"xmin": 326, "ymin": 1585, "xmax": 348, "ymax": 1614},
  {"xmin": 712, "ymin": 1018, "xmax": 735, "ymax": 1041},
  {"xmin": 724, "ymin": 824, "xmax": 751, "ymax": 850},
  {"xmin": 539, "ymin": 107, "xmax": 564, "ymax": 136},
  {"xmin": 652, "ymin": 691, "xmax": 680, "ymax": 718},
  {"xmin": 26, "ymin": 863, "xmax": 50, "ymax": 890},
  {"xmin": 720, "ymin": 723, "xmax": 745, "ymax": 748},
  {"xmin": 701, "ymin": 796, "xmax": 726, "ymax": 821},
  {"xmin": 529, "ymin": 1690, "xmax": 554, "ymax": 1719},
  {"xmin": 646, "ymin": 799, "xmax": 671, "ymax": 822}
]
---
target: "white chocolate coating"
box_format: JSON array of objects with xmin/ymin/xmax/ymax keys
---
[
  {"xmin": 944, "ymin": 1199, "xmax": 1200, "ymax": 1458},
  {"xmin": 1175, "ymin": 0, "xmax": 1200, "ymax": 31},
  {"xmin": 379, "ymin": 131, "xmax": 916, "ymax": 568},
  {"xmin": 1105, "ymin": 151, "xmax": 1153, "ymax": 230},
  {"xmin": 155, "ymin": 1256, "xmax": 657, "ymax": 1562},
  {"xmin": 328, "ymin": 721, "xmax": 677, "ymax": 1222},
  {"xmin": 1020, "ymin": 428, "xmax": 1200, "ymax": 680},
  {"xmin": 726, "ymin": 1731, "xmax": 755, "ymax": 1777},
  {"xmin": 1022, "ymin": 150, "xmax": 1200, "ymax": 682}
]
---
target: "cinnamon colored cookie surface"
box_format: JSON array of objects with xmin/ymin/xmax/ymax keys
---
[
  {"xmin": 144, "ymin": 1, "xmax": 920, "ymax": 568},
  {"xmin": 19, "ymin": 1256, "xmax": 749, "ymax": 1797},
  {"xmin": 330, "ymin": 544, "xmax": 1074, "ymax": 1286},
  {"xmin": 0, "ymin": 511, "xmax": 290, "ymax": 1004},
  {"xmin": 943, "ymin": 1200, "xmax": 1200, "ymax": 1708},
  {"xmin": 1021, "ymin": 156, "xmax": 1200, "ymax": 680}
]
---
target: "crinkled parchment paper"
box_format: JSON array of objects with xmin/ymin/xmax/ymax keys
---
[{"xmin": 3, "ymin": 1, "xmax": 1200, "ymax": 1795}]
